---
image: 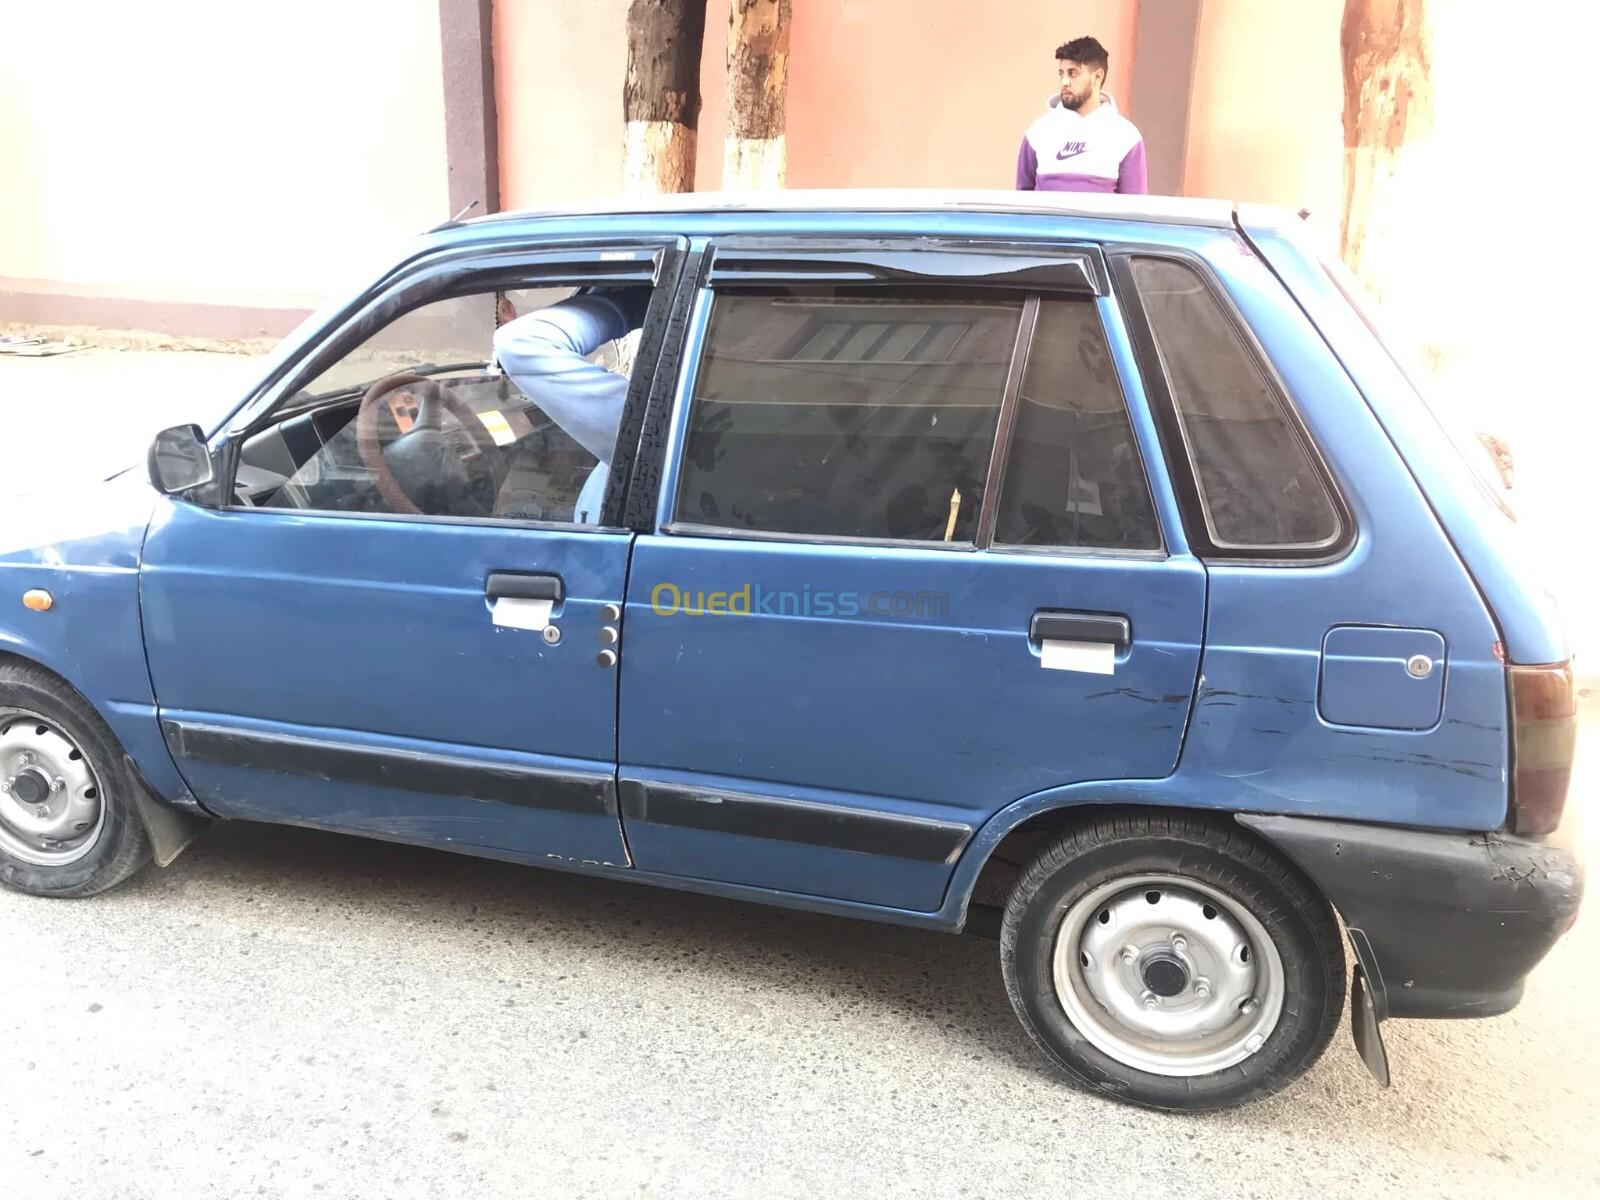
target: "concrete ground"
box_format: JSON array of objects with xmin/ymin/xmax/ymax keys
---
[{"xmin": 1, "ymin": 345, "xmax": 1597, "ymax": 1199}]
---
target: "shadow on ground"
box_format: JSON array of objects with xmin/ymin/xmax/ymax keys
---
[{"xmin": 126, "ymin": 817, "xmax": 1048, "ymax": 1072}]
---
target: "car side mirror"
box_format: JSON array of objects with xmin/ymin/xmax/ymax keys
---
[{"xmin": 147, "ymin": 424, "xmax": 215, "ymax": 496}]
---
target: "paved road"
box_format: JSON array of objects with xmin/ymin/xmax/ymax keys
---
[
  {"xmin": 0, "ymin": 347, "xmax": 260, "ymax": 498},
  {"xmin": 2, "ymin": 349, "xmax": 1597, "ymax": 1199}
]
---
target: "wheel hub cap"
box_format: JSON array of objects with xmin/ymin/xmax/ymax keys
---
[
  {"xmin": 10, "ymin": 768, "xmax": 50, "ymax": 806},
  {"xmin": 0, "ymin": 714, "xmax": 104, "ymax": 867},
  {"xmin": 1052, "ymin": 874, "xmax": 1287, "ymax": 1077},
  {"xmin": 1140, "ymin": 950, "xmax": 1190, "ymax": 998}
]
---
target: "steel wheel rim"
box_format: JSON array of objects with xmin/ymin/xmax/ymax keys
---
[
  {"xmin": 1051, "ymin": 873, "xmax": 1286, "ymax": 1077},
  {"xmin": 0, "ymin": 711, "xmax": 106, "ymax": 867}
]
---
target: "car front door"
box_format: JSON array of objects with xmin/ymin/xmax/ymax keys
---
[
  {"xmin": 615, "ymin": 237, "xmax": 1207, "ymax": 911},
  {"xmin": 141, "ymin": 237, "xmax": 687, "ymax": 866}
]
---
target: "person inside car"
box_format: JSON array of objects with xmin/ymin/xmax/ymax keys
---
[{"xmin": 491, "ymin": 285, "xmax": 653, "ymax": 524}]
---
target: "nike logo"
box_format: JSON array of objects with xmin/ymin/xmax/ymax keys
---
[{"xmin": 1056, "ymin": 141, "xmax": 1088, "ymax": 160}]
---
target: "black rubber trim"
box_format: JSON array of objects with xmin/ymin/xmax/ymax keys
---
[
  {"xmin": 1030, "ymin": 611, "xmax": 1131, "ymax": 647},
  {"xmin": 485, "ymin": 572, "xmax": 563, "ymax": 602},
  {"xmin": 619, "ymin": 780, "xmax": 971, "ymax": 863},
  {"xmin": 163, "ymin": 721, "xmax": 616, "ymax": 816},
  {"xmin": 622, "ymin": 248, "xmax": 709, "ymax": 531},
  {"xmin": 1238, "ymin": 812, "xmax": 1585, "ymax": 1020},
  {"xmin": 707, "ymin": 237, "xmax": 1107, "ymax": 295},
  {"xmin": 602, "ymin": 244, "xmax": 688, "ymax": 528}
]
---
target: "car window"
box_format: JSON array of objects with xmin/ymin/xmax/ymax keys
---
[
  {"xmin": 1131, "ymin": 257, "xmax": 1341, "ymax": 551},
  {"xmin": 240, "ymin": 284, "xmax": 655, "ymax": 525},
  {"xmin": 674, "ymin": 289, "xmax": 1022, "ymax": 543},
  {"xmin": 293, "ymin": 287, "xmax": 573, "ymax": 400},
  {"xmin": 994, "ymin": 298, "xmax": 1161, "ymax": 550}
]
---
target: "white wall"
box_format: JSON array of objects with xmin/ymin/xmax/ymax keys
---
[{"xmin": 0, "ymin": 0, "xmax": 450, "ymax": 309}]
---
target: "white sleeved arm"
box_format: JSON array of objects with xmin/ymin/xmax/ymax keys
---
[{"xmin": 492, "ymin": 296, "xmax": 632, "ymax": 464}]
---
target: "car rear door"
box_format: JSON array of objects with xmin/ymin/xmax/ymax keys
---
[{"xmin": 614, "ymin": 237, "xmax": 1207, "ymax": 912}]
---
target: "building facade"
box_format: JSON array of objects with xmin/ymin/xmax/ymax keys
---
[
  {"xmin": 5, "ymin": 0, "xmax": 1595, "ymax": 657},
  {"xmin": 4, "ymin": 0, "xmax": 1351, "ymax": 337}
]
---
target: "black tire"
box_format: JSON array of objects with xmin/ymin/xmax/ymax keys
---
[
  {"xmin": 1000, "ymin": 810, "xmax": 1345, "ymax": 1112},
  {"xmin": 0, "ymin": 660, "xmax": 152, "ymax": 897}
]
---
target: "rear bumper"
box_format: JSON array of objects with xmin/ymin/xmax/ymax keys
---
[{"xmin": 1238, "ymin": 811, "xmax": 1585, "ymax": 1020}]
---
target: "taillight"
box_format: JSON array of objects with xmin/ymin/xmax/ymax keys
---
[{"xmin": 1508, "ymin": 663, "xmax": 1577, "ymax": 835}]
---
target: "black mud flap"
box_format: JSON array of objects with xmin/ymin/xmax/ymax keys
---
[
  {"xmin": 1351, "ymin": 961, "xmax": 1391, "ymax": 1087},
  {"xmin": 125, "ymin": 755, "xmax": 206, "ymax": 868},
  {"xmin": 964, "ymin": 902, "xmax": 1003, "ymax": 940}
]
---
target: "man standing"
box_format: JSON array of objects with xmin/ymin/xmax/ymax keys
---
[{"xmin": 1016, "ymin": 36, "xmax": 1147, "ymax": 194}]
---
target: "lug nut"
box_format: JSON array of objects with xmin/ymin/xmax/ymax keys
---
[
  {"xmin": 1170, "ymin": 934, "xmax": 1188, "ymax": 952},
  {"xmin": 50, "ymin": 778, "xmax": 64, "ymax": 793},
  {"xmin": 1141, "ymin": 991, "xmax": 1158, "ymax": 1010},
  {"xmin": 18, "ymin": 752, "xmax": 32, "ymax": 766},
  {"xmin": 1121, "ymin": 946, "xmax": 1138, "ymax": 965},
  {"xmin": 1194, "ymin": 978, "xmax": 1211, "ymax": 999}
]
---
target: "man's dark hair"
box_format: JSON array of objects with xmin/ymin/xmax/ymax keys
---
[{"xmin": 1055, "ymin": 36, "xmax": 1110, "ymax": 77}]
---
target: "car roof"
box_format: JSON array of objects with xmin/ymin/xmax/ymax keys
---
[{"xmin": 455, "ymin": 189, "xmax": 1245, "ymax": 232}]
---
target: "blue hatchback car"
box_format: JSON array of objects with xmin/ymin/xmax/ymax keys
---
[{"xmin": 0, "ymin": 192, "xmax": 1584, "ymax": 1110}]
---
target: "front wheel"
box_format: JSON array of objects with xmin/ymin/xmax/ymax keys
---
[
  {"xmin": 0, "ymin": 661, "xmax": 151, "ymax": 897},
  {"xmin": 1000, "ymin": 812, "xmax": 1345, "ymax": 1111}
]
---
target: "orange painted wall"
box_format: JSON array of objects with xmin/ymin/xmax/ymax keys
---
[
  {"xmin": 497, "ymin": 0, "xmax": 1138, "ymax": 207},
  {"xmin": 695, "ymin": 0, "xmax": 1138, "ymax": 191},
  {"xmin": 495, "ymin": 0, "xmax": 631, "ymax": 205},
  {"xmin": 1180, "ymin": 0, "xmax": 1344, "ymax": 216}
]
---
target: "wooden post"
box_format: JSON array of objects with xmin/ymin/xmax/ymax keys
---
[
  {"xmin": 723, "ymin": 0, "xmax": 791, "ymax": 190},
  {"xmin": 623, "ymin": 0, "xmax": 708, "ymax": 194},
  {"xmin": 1339, "ymin": 0, "xmax": 1434, "ymax": 291}
]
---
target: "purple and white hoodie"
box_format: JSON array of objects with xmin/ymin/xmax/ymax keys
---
[{"xmin": 1016, "ymin": 93, "xmax": 1147, "ymax": 194}]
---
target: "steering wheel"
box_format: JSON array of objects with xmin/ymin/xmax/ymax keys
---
[{"xmin": 354, "ymin": 372, "xmax": 502, "ymax": 515}]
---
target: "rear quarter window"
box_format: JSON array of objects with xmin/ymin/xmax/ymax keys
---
[{"xmin": 1131, "ymin": 257, "xmax": 1343, "ymax": 553}]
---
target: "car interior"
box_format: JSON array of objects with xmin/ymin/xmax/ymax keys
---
[
  {"xmin": 230, "ymin": 282, "xmax": 1166, "ymax": 550},
  {"xmin": 232, "ymin": 286, "xmax": 623, "ymax": 524},
  {"xmin": 677, "ymin": 289, "xmax": 1162, "ymax": 549}
]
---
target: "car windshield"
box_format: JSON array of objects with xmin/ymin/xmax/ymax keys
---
[{"xmin": 1320, "ymin": 254, "xmax": 1516, "ymax": 521}]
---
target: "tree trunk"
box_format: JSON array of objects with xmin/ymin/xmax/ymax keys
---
[
  {"xmin": 723, "ymin": 0, "xmax": 790, "ymax": 190},
  {"xmin": 1339, "ymin": 0, "xmax": 1434, "ymax": 292},
  {"xmin": 623, "ymin": 0, "xmax": 708, "ymax": 194}
]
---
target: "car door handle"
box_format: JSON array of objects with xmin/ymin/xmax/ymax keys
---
[
  {"xmin": 486, "ymin": 572, "xmax": 564, "ymax": 603},
  {"xmin": 1029, "ymin": 611, "xmax": 1131, "ymax": 648}
]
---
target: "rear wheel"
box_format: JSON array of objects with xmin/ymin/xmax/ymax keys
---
[
  {"xmin": 0, "ymin": 661, "xmax": 151, "ymax": 897},
  {"xmin": 1000, "ymin": 811, "xmax": 1344, "ymax": 1111}
]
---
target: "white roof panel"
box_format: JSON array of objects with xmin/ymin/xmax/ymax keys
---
[{"xmin": 466, "ymin": 188, "xmax": 1243, "ymax": 230}]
